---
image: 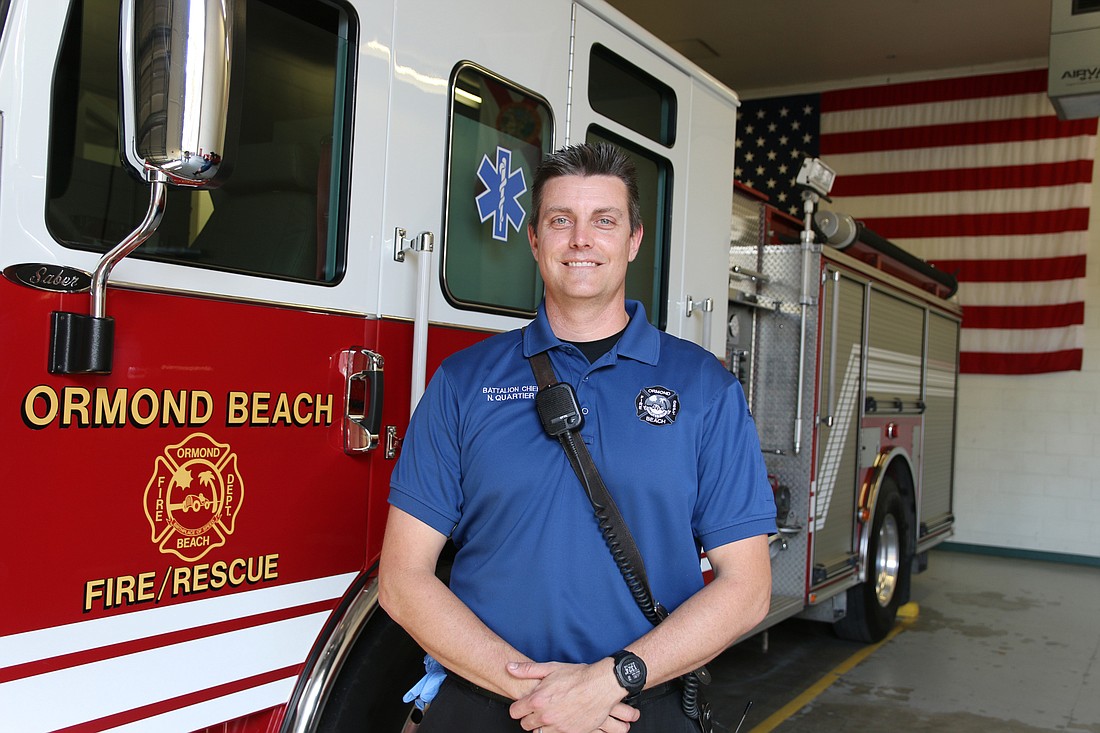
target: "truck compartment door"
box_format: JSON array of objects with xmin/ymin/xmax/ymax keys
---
[{"xmin": 813, "ymin": 270, "xmax": 865, "ymax": 583}]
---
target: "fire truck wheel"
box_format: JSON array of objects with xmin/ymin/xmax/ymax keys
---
[
  {"xmin": 834, "ymin": 476, "xmax": 911, "ymax": 643},
  {"xmin": 314, "ymin": 607, "xmax": 425, "ymax": 732}
]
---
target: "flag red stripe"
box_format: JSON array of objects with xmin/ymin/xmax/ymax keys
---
[
  {"xmin": 961, "ymin": 302, "xmax": 1085, "ymax": 330},
  {"xmin": 931, "ymin": 255, "xmax": 1087, "ymax": 283},
  {"xmin": 821, "ymin": 117, "xmax": 1098, "ymax": 155},
  {"xmin": 860, "ymin": 209, "xmax": 1090, "ymax": 239},
  {"xmin": 830, "ymin": 161, "xmax": 1095, "ymax": 197},
  {"xmin": 961, "ymin": 349, "xmax": 1083, "ymax": 374},
  {"xmin": 822, "ymin": 69, "xmax": 1047, "ymax": 112}
]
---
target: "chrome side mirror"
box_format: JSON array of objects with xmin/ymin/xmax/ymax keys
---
[
  {"xmin": 49, "ymin": 0, "xmax": 243, "ymax": 375},
  {"xmin": 120, "ymin": 0, "xmax": 242, "ymax": 187}
]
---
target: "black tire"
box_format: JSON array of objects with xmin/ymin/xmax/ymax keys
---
[
  {"xmin": 834, "ymin": 475, "xmax": 911, "ymax": 643},
  {"xmin": 314, "ymin": 607, "xmax": 426, "ymax": 733}
]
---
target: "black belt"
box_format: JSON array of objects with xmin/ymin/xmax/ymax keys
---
[
  {"xmin": 447, "ymin": 671, "xmax": 680, "ymax": 706},
  {"xmin": 445, "ymin": 672, "xmax": 512, "ymax": 704}
]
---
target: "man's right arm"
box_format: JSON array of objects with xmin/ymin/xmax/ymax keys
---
[{"xmin": 378, "ymin": 505, "xmax": 537, "ymax": 700}]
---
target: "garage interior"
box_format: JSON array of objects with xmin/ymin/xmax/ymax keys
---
[
  {"xmin": 604, "ymin": 1, "xmax": 1100, "ymax": 731},
  {"xmin": 4, "ymin": 1, "xmax": 1099, "ymax": 730}
]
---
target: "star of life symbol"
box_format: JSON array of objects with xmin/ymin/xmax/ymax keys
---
[
  {"xmin": 475, "ymin": 146, "xmax": 527, "ymax": 241},
  {"xmin": 636, "ymin": 386, "xmax": 680, "ymax": 426},
  {"xmin": 144, "ymin": 433, "xmax": 244, "ymax": 562}
]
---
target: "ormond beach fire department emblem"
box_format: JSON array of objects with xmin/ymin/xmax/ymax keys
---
[
  {"xmin": 636, "ymin": 386, "xmax": 679, "ymax": 426},
  {"xmin": 144, "ymin": 433, "xmax": 244, "ymax": 562}
]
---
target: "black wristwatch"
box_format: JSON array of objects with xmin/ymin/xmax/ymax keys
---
[{"xmin": 610, "ymin": 650, "xmax": 647, "ymax": 697}]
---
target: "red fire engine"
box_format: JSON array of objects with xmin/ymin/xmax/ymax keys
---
[{"xmin": 0, "ymin": 0, "xmax": 958, "ymax": 730}]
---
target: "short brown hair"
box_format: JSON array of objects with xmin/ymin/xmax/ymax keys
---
[{"xmin": 531, "ymin": 143, "xmax": 641, "ymax": 233}]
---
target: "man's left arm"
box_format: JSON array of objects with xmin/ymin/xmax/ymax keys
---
[
  {"xmin": 619, "ymin": 533, "xmax": 771, "ymax": 682},
  {"xmin": 508, "ymin": 533, "xmax": 770, "ymax": 731}
]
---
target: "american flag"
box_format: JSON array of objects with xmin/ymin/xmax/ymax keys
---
[{"xmin": 737, "ymin": 69, "xmax": 1097, "ymax": 375}]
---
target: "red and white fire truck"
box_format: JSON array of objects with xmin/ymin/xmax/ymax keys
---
[
  {"xmin": 0, "ymin": 0, "xmax": 959, "ymax": 730},
  {"xmin": 728, "ymin": 181, "xmax": 960, "ymax": 644}
]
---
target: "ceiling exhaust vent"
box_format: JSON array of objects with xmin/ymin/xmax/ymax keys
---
[{"xmin": 1048, "ymin": 0, "xmax": 1100, "ymax": 119}]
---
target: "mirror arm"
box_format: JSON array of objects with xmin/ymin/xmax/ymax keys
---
[
  {"xmin": 91, "ymin": 170, "xmax": 167, "ymax": 319},
  {"xmin": 48, "ymin": 171, "xmax": 167, "ymax": 375}
]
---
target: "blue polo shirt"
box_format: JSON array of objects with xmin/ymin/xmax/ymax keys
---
[{"xmin": 389, "ymin": 301, "xmax": 776, "ymax": 665}]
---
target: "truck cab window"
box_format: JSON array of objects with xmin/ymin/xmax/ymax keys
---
[
  {"xmin": 441, "ymin": 63, "xmax": 553, "ymax": 316},
  {"xmin": 589, "ymin": 44, "xmax": 676, "ymax": 147},
  {"xmin": 586, "ymin": 45, "xmax": 675, "ymax": 328},
  {"xmin": 46, "ymin": 0, "xmax": 354, "ymax": 284},
  {"xmin": 0, "ymin": 0, "xmax": 10, "ymax": 45}
]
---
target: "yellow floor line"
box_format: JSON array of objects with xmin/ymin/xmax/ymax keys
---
[{"xmin": 747, "ymin": 602, "xmax": 920, "ymax": 733}]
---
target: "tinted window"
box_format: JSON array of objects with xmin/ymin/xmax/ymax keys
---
[
  {"xmin": 588, "ymin": 44, "xmax": 676, "ymax": 147},
  {"xmin": 586, "ymin": 127, "xmax": 671, "ymax": 330},
  {"xmin": 441, "ymin": 64, "xmax": 553, "ymax": 316},
  {"xmin": 0, "ymin": 1, "xmax": 10, "ymax": 44},
  {"xmin": 46, "ymin": 0, "xmax": 354, "ymax": 284}
]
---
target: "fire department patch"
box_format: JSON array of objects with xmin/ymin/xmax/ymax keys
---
[
  {"xmin": 143, "ymin": 433, "xmax": 244, "ymax": 562},
  {"xmin": 635, "ymin": 386, "xmax": 679, "ymax": 426}
]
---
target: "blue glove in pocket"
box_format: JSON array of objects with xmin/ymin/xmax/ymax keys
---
[{"xmin": 402, "ymin": 655, "xmax": 447, "ymax": 710}]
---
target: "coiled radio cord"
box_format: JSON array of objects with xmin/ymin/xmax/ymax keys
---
[{"xmin": 560, "ymin": 430, "xmax": 707, "ymax": 723}]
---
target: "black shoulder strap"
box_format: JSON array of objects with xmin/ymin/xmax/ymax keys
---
[
  {"xmin": 528, "ymin": 348, "xmax": 665, "ymax": 626},
  {"xmin": 526, "ymin": 342, "xmax": 713, "ymax": 725}
]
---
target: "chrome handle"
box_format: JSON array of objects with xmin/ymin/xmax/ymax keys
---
[{"xmin": 342, "ymin": 349, "xmax": 384, "ymax": 453}]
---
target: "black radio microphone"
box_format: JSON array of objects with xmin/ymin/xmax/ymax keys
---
[{"xmin": 535, "ymin": 382, "xmax": 583, "ymax": 437}]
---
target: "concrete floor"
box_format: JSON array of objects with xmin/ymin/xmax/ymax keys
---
[{"xmin": 704, "ymin": 548, "xmax": 1100, "ymax": 732}]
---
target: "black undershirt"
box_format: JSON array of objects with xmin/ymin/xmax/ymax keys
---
[{"xmin": 565, "ymin": 327, "xmax": 627, "ymax": 363}]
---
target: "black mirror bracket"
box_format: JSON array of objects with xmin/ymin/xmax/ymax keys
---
[{"xmin": 48, "ymin": 312, "xmax": 115, "ymax": 375}]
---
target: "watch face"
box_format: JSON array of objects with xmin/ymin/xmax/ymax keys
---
[{"xmin": 619, "ymin": 657, "xmax": 645, "ymax": 685}]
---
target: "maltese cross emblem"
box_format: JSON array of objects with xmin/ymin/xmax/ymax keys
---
[{"xmin": 143, "ymin": 433, "xmax": 244, "ymax": 562}]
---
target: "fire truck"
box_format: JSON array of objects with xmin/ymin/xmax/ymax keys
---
[
  {"xmin": 728, "ymin": 181, "xmax": 960, "ymax": 644},
  {"xmin": 0, "ymin": 0, "xmax": 959, "ymax": 730}
]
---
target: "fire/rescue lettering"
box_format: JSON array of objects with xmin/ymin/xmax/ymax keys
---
[
  {"xmin": 226, "ymin": 391, "xmax": 332, "ymax": 426},
  {"xmin": 172, "ymin": 554, "xmax": 280, "ymax": 596},
  {"xmin": 21, "ymin": 386, "xmax": 331, "ymax": 429},
  {"xmin": 22, "ymin": 386, "xmax": 214, "ymax": 430},
  {"xmin": 83, "ymin": 572, "xmax": 156, "ymax": 612},
  {"xmin": 82, "ymin": 554, "xmax": 279, "ymax": 612}
]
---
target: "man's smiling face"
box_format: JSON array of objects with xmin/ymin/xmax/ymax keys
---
[{"xmin": 528, "ymin": 174, "xmax": 643, "ymax": 311}]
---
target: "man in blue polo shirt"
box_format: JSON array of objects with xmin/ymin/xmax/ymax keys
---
[{"xmin": 379, "ymin": 143, "xmax": 775, "ymax": 733}]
